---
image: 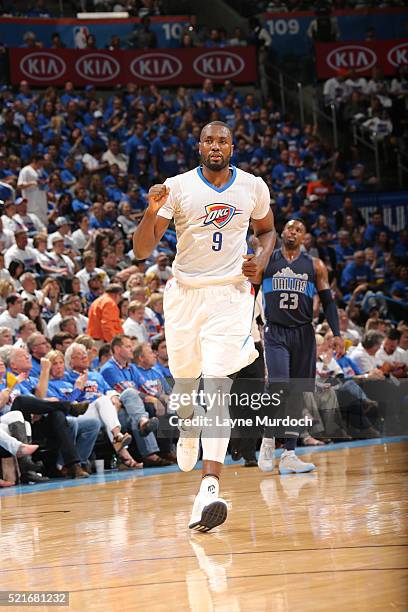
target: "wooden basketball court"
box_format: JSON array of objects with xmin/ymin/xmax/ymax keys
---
[{"xmin": 1, "ymin": 440, "xmax": 407, "ymax": 611}]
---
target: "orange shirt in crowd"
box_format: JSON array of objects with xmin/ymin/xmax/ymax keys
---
[
  {"xmin": 306, "ymin": 180, "xmax": 333, "ymax": 198},
  {"xmin": 87, "ymin": 293, "xmax": 123, "ymax": 342}
]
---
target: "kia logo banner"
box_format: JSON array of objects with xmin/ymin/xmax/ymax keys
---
[
  {"xmin": 315, "ymin": 39, "xmax": 408, "ymax": 79},
  {"xmin": 10, "ymin": 47, "xmax": 257, "ymax": 86}
]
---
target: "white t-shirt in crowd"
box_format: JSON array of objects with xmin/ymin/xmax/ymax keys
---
[
  {"xmin": 123, "ymin": 317, "xmax": 149, "ymax": 342},
  {"xmin": 145, "ymin": 263, "xmax": 172, "ymax": 281},
  {"xmin": 17, "ymin": 164, "xmax": 48, "ymax": 224},
  {"xmin": 75, "ymin": 267, "xmax": 109, "ymax": 294},
  {"xmin": 347, "ymin": 344, "xmax": 376, "ymax": 373},
  {"xmin": 375, "ymin": 344, "xmax": 408, "ymax": 367},
  {"xmin": 0, "ymin": 310, "xmax": 28, "ymax": 336},
  {"xmin": 4, "ymin": 244, "xmax": 38, "ymax": 269}
]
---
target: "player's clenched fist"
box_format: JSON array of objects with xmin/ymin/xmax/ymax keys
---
[{"xmin": 147, "ymin": 184, "xmax": 170, "ymax": 212}]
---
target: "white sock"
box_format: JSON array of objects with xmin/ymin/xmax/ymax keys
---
[
  {"xmin": 200, "ymin": 475, "xmax": 219, "ymax": 498},
  {"xmin": 171, "ymin": 378, "xmax": 201, "ymax": 419},
  {"xmin": 201, "ymin": 376, "xmax": 233, "ymax": 464}
]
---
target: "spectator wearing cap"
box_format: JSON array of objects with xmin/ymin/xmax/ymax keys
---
[
  {"xmin": 47, "ymin": 235, "xmax": 75, "ymax": 281},
  {"xmin": 102, "ymin": 139, "xmax": 129, "ymax": 175},
  {"xmin": 17, "ymin": 154, "xmax": 48, "ymax": 226},
  {"xmin": 87, "ymin": 284, "xmax": 124, "ymax": 343},
  {"xmin": 49, "ymin": 217, "xmax": 74, "ymax": 252},
  {"xmin": 4, "ymin": 229, "xmax": 38, "ymax": 271},
  {"xmin": 0, "ymin": 294, "xmax": 28, "ymax": 337},
  {"xmin": 47, "ymin": 295, "xmax": 78, "ymax": 339},
  {"xmin": 75, "ymin": 251, "xmax": 108, "ymax": 295},
  {"xmin": 145, "ymin": 254, "xmax": 172, "ymax": 282},
  {"xmin": 13, "ymin": 196, "xmax": 46, "ymax": 237}
]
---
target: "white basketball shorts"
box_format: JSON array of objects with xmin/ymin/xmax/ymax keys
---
[{"xmin": 163, "ymin": 277, "xmax": 258, "ymax": 378}]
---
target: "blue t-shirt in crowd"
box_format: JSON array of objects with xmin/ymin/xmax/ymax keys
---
[
  {"xmin": 100, "ymin": 358, "xmax": 139, "ymax": 393},
  {"xmin": 65, "ymin": 370, "xmax": 111, "ymax": 403}
]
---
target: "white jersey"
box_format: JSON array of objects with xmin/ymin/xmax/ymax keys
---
[{"xmin": 158, "ymin": 166, "xmax": 270, "ymax": 287}]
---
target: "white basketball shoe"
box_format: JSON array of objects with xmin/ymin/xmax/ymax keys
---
[
  {"xmin": 279, "ymin": 450, "xmax": 316, "ymax": 474},
  {"xmin": 189, "ymin": 493, "xmax": 228, "ymax": 532},
  {"xmin": 258, "ymin": 437, "xmax": 276, "ymax": 472}
]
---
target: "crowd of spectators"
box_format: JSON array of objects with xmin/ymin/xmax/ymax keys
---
[
  {"xmin": 0, "ymin": 74, "xmax": 406, "ymax": 486},
  {"xmin": 323, "ymin": 66, "xmax": 408, "ymax": 152}
]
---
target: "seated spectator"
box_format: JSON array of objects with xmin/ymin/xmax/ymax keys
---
[
  {"xmin": 151, "ymin": 336, "xmax": 172, "ymax": 385},
  {"xmin": 14, "ymin": 320, "xmax": 37, "ymax": 349},
  {"xmin": 102, "ymin": 139, "xmax": 128, "ymax": 175},
  {"xmin": 71, "ymin": 215, "xmax": 91, "ymax": 252},
  {"xmin": 145, "ymin": 254, "xmax": 172, "ymax": 282},
  {"xmin": 4, "ymin": 229, "xmax": 38, "ymax": 271},
  {"xmin": 50, "ymin": 332, "xmax": 74, "ymax": 354},
  {"xmin": 341, "ymin": 251, "xmax": 374, "ymax": 295},
  {"xmin": 14, "ymin": 196, "xmax": 45, "ymax": 237},
  {"xmin": 123, "ymin": 301, "xmax": 149, "ymax": 343},
  {"xmin": 26, "ymin": 332, "xmax": 49, "ymax": 377},
  {"xmin": 347, "ymin": 331, "xmax": 386, "ymax": 374},
  {"xmin": 375, "ymin": 328, "xmax": 407, "ymax": 371},
  {"xmin": 0, "ymin": 294, "xmax": 28, "ymax": 338},
  {"xmin": 75, "ymin": 251, "xmax": 108, "ymax": 295},
  {"xmin": 144, "ymin": 293, "xmax": 164, "ymax": 337}
]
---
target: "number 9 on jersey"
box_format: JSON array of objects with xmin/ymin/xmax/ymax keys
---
[{"xmin": 212, "ymin": 232, "xmax": 223, "ymax": 252}]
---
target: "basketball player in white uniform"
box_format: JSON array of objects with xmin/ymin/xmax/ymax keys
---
[{"xmin": 133, "ymin": 121, "xmax": 276, "ymax": 531}]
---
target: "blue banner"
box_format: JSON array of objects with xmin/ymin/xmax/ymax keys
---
[
  {"xmin": 0, "ymin": 16, "xmax": 188, "ymax": 49},
  {"xmin": 263, "ymin": 8, "xmax": 408, "ymax": 59}
]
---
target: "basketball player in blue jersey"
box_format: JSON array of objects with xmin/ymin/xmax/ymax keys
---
[
  {"xmin": 133, "ymin": 121, "xmax": 276, "ymax": 531},
  {"xmin": 258, "ymin": 219, "xmax": 344, "ymax": 473}
]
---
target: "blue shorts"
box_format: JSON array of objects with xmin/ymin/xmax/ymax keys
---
[{"xmin": 264, "ymin": 323, "xmax": 316, "ymax": 389}]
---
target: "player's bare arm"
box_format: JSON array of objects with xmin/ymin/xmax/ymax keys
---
[
  {"xmin": 133, "ymin": 184, "xmax": 171, "ymax": 259},
  {"xmin": 314, "ymin": 257, "xmax": 344, "ymax": 357},
  {"xmin": 242, "ymin": 209, "xmax": 276, "ymax": 284}
]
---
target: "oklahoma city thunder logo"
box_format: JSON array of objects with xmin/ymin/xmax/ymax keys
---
[{"xmin": 197, "ymin": 203, "xmax": 242, "ymax": 229}]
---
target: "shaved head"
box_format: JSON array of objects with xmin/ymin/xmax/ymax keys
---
[{"xmin": 200, "ymin": 121, "xmax": 232, "ymax": 141}]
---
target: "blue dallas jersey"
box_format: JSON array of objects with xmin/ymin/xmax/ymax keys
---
[
  {"xmin": 65, "ymin": 370, "xmax": 112, "ymax": 402},
  {"xmin": 262, "ymin": 249, "xmax": 316, "ymax": 327},
  {"xmin": 100, "ymin": 358, "xmax": 139, "ymax": 394}
]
